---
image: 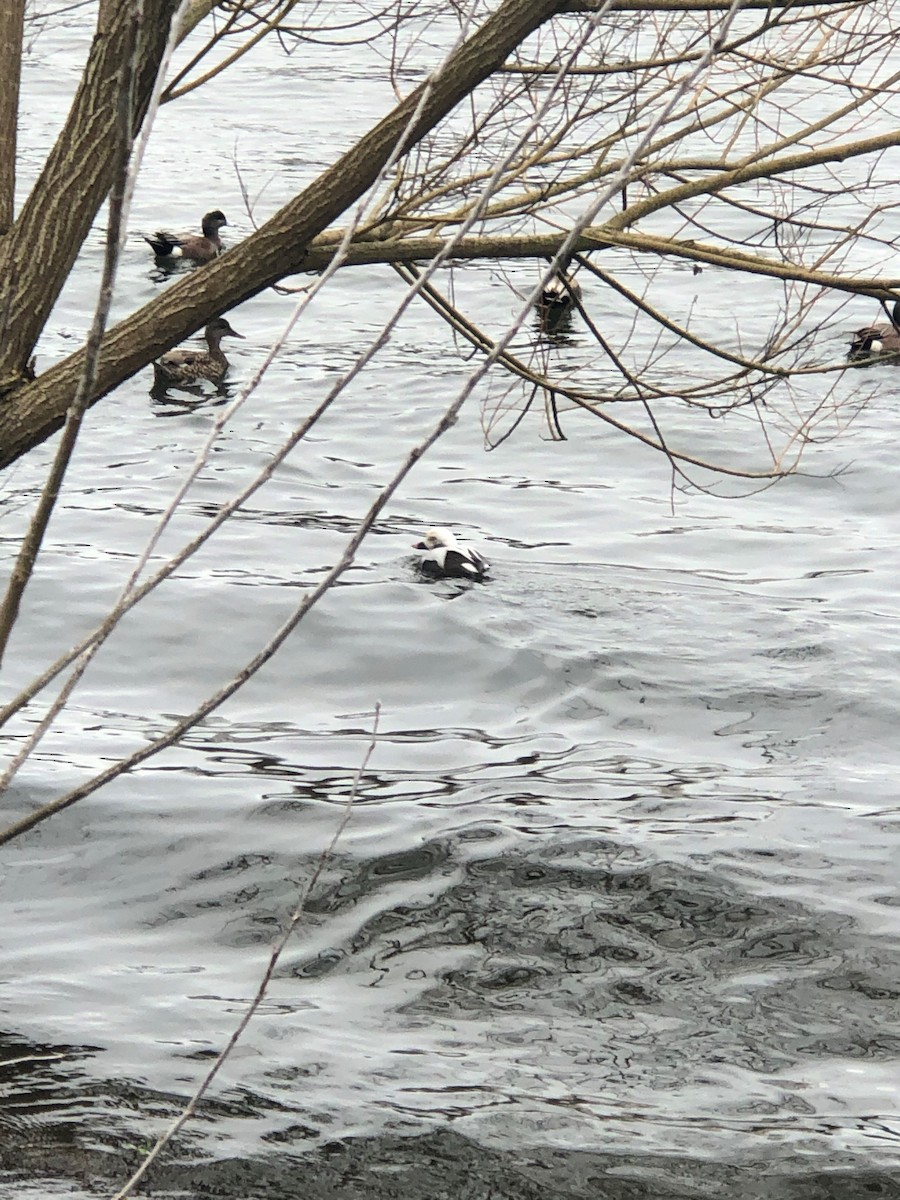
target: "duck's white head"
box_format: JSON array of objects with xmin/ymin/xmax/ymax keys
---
[{"xmin": 413, "ymin": 527, "xmax": 458, "ymax": 551}]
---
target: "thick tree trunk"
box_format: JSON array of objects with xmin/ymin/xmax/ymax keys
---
[
  {"xmin": 0, "ymin": 0, "xmax": 25, "ymax": 236},
  {"xmin": 0, "ymin": 0, "xmax": 179, "ymax": 394},
  {"xmin": 0, "ymin": 0, "xmax": 567, "ymax": 471}
]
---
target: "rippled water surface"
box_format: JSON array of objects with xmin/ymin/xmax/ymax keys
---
[{"xmin": 2, "ymin": 6, "xmax": 900, "ymax": 1198}]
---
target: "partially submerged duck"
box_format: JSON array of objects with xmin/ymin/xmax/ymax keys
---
[
  {"xmin": 144, "ymin": 210, "xmax": 228, "ymax": 262},
  {"xmin": 413, "ymin": 528, "xmax": 489, "ymax": 580},
  {"xmin": 848, "ymin": 299, "xmax": 900, "ymax": 361},
  {"xmin": 152, "ymin": 318, "xmax": 244, "ymax": 388},
  {"xmin": 540, "ymin": 272, "xmax": 582, "ymax": 316},
  {"xmin": 538, "ymin": 268, "xmax": 582, "ymax": 332}
]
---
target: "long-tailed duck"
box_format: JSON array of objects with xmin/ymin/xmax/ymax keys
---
[{"xmin": 537, "ymin": 269, "xmax": 582, "ymax": 333}]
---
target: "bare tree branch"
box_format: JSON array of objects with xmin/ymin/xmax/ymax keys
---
[
  {"xmin": 0, "ymin": 0, "xmax": 25, "ymax": 236},
  {"xmin": 0, "ymin": 0, "xmax": 179, "ymax": 391},
  {"xmin": 0, "ymin": 0, "xmax": 570, "ymax": 466}
]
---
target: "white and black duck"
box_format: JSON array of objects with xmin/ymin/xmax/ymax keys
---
[
  {"xmin": 413, "ymin": 528, "xmax": 489, "ymax": 580},
  {"xmin": 145, "ymin": 210, "xmax": 228, "ymax": 262},
  {"xmin": 152, "ymin": 317, "xmax": 244, "ymax": 388},
  {"xmin": 539, "ymin": 271, "xmax": 582, "ymax": 317},
  {"xmin": 537, "ymin": 267, "xmax": 582, "ymax": 333}
]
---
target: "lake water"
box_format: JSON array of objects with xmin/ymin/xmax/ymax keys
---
[{"xmin": 2, "ymin": 5, "xmax": 900, "ymax": 1198}]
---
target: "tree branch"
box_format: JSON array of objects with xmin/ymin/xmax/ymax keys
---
[
  {"xmin": 298, "ymin": 227, "xmax": 900, "ymax": 307},
  {"xmin": 0, "ymin": 0, "xmax": 146, "ymax": 667},
  {"xmin": 0, "ymin": 0, "xmax": 568, "ymax": 469},
  {"xmin": 610, "ymin": 127, "xmax": 900, "ymax": 232},
  {"xmin": 0, "ymin": 0, "xmax": 179, "ymax": 390},
  {"xmin": 0, "ymin": 0, "xmax": 25, "ymax": 236}
]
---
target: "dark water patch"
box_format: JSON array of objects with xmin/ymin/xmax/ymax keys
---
[
  {"xmin": 0, "ymin": 1031, "xmax": 100, "ymax": 1140},
  {"xmin": 2, "ymin": 1121, "xmax": 899, "ymax": 1200},
  {"xmin": 169, "ymin": 833, "xmax": 900, "ymax": 1108}
]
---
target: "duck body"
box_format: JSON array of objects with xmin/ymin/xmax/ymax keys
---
[
  {"xmin": 538, "ymin": 270, "xmax": 582, "ymax": 332},
  {"xmin": 152, "ymin": 318, "xmax": 244, "ymax": 388},
  {"xmin": 540, "ymin": 273, "xmax": 582, "ymax": 315},
  {"xmin": 848, "ymin": 299, "xmax": 900, "ymax": 361},
  {"xmin": 145, "ymin": 210, "xmax": 228, "ymax": 262},
  {"xmin": 413, "ymin": 528, "xmax": 489, "ymax": 580}
]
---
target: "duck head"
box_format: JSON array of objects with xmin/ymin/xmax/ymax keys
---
[
  {"xmin": 201, "ymin": 210, "xmax": 228, "ymax": 236},
  {"xmin": 206, "ymin": 317, "xmax": 245, "ymax": 342},
  {"xmin": 413, "ymin": 528, "xmax": 456, "ymax": 551}
]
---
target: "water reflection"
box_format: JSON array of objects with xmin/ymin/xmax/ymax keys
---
[{"xmin": 149, "ymin": 383, "xmax": 233, "ymax": 411}]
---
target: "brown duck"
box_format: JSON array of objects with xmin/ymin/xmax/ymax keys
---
[
  {"xmin": 848, "ymin": 299, "xmax": 900, "ymax": 361},
  {"xmin": 152, "ymin": 318, "xmax": 244, "ymax": 388},
  {"xmin": 144, "ymin": 210, "xmax": 228, "ymax": 262}
]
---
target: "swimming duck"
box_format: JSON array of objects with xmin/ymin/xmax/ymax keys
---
[
  {"xmin": 848, "ymin": 299, "xmax": 900, "ymax": 361},
  {"xmin": 144, "ymin": 210, "xmax": 228, "ymax": 262},
  {"xmin": 537, "ymin": 269, "xmax": 582, "ymax": 332},
  {"xmin": 152, "ymin": 318, "xmax": 244, "ymax": 388},
  {"xmin": 413, "ymin": 528, "xmax": 489, "ymax": 580},
  {"xmin": 540, "ymin": 272, "xmax": 582, "ymax": 313}
]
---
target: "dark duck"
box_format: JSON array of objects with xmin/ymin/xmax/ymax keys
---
[
  {"xmin": 152, "ymin": 318, "xmax": 244, "ymax": 388},
  {"xmin": 537, "ymin": 264, "xmax": 582, "ymax": 331},
  {"xmin": 848, "ymin": 299, "xmax": 900, "ymax": 361},
  {"xmin": 413, "ymin": 528, "xmax": 489, "ymax": 580},
  {"xmin": 145, "ymin": 210, "xmax": 228, "ymax": 262}
]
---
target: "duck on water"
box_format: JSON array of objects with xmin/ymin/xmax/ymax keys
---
[
  {"xmin": 413, "ymin": 528, "xmax": 490, "ymax": 580},
  {"xmin": 152, "ymin": 318, "xmax": 244, "ymax": 389},
  {"xmin": 539, "ymin": 271, "xmax": 582, "ymax": 318},
  {"xmin": 848, "ymin": 299, "xmax": 900, "ymax": 361},
  {"xmin": 537, "ymin": 264, "xmax": 582, "ymax": 333},
  {"xmin": 145, "ymin": 210, "xmax": 228, "ymax": 262}
]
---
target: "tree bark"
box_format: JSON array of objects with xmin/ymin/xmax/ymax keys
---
[
  {"xmin": 0, "ymin": 0, "xmax": 567, "ymax": 471},
  {"xmin": 0, "ymin": 0, "xmax": 25, "ymax": 236},
  {"xmin": 0, "ymin": 0, "xmax": 179, "ymax": 393},
  {"xmin": 176, "ymin": 0, "xmax": 224, "ymax": 42}
]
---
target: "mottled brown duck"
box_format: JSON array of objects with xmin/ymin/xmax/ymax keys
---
[{"xmin": 152, "ymin": 318, "xmax": 244, "ymax": 388}]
